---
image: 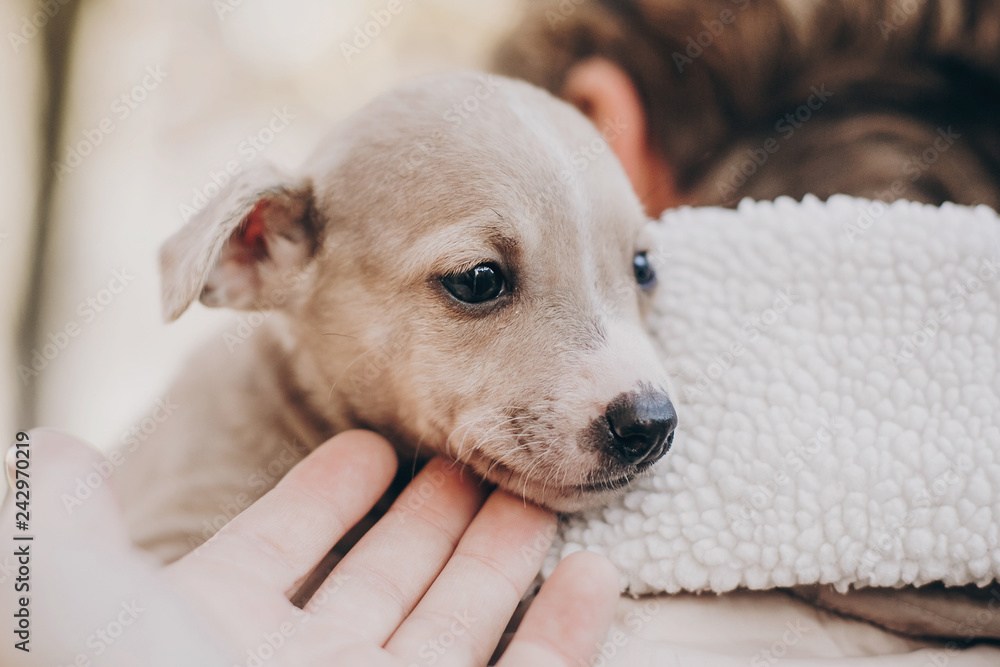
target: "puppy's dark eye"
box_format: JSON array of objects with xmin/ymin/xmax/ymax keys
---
[
  {"xmin": 441, "ymin": 263, "xmax": 506, "ymax": 304},
  {"xmin": 633, "ymin": 252, "xmax": 657, "ymax": 288}
]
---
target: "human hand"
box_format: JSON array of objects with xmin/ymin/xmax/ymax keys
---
[{"xmin": 0, "ymin": 429, "xmax": 619, "ymax": 666}]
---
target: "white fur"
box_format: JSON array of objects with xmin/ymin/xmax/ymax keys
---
[{"xmin": 548, "ymin": 195, "xmax": 1000, "ymax": 595}]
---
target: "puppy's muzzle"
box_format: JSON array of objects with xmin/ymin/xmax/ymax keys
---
[{"xmin": 604, "ymin": 390, "xmax": 677, "ymax": 466}]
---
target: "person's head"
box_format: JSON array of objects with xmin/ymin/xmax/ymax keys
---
[{"xmin": 495, "ymin": 0, "xmax": 1000, "ymax": 216}]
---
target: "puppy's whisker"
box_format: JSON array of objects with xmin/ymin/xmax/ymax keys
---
[
  {"xmin": 517, "ymin": 451, "xmax": 547, "ymax": 500},
  {"xmin": 518, "ymin": 457, "xmax": 540, "ymax": 504},
  {"xmin": 451, "ymin": 418, "xmax": 482, "ymax": 461},
  {"xmin": 445, "ymin": 407, "xmax": 524, "ymax": 462},
  {"xmin": 540, "ymin": 456, "xmax": 564, "ymax": 503},
  {"xmin": 326, "ymin": 345, "xmax": 381, "ymax": 400},
  {"xmin": 411, "ymin": 433, "xmax": 429, "ymax": 480},
  {"xmin": 446, "ymin": 412, "xmax": 493, "ymax": 461}
]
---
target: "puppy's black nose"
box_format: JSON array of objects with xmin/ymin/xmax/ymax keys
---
[{"xmin": 605, "ymin": 390, "xmax": 677, "ymax": 465}]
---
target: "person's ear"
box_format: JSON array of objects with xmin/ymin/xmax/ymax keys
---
[
  {"xmin": 159, "ymin": 163, "xmax": 318, "ymax": 321},
  {"xmin": 561, "ymin": 57, "xmax": 687, "ymax": 215}
]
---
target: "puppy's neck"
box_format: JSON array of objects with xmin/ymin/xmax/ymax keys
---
[
  {"xmin": 235, "ymin": 318, "xmax": 344, "ymax": 451},
  {"xmin": 258, "ymin": 317, "xmax": 414, "ymax": 457}
]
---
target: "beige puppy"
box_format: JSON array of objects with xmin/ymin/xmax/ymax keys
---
[{"xmin": 116, "ymin": 73, "xmax": 676, "ymax": 564}]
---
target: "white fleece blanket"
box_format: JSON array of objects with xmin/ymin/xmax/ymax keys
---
[{"xmin": 549, "ymin": 195, "xmax": 1000, "ymax": 596}]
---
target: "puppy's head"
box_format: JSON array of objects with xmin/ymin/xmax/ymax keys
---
[{"xmin": 162, "ymin": 73, "xmax": 675, "ymax": 511}]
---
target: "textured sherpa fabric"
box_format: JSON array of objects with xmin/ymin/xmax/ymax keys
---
[{"xmin": 548, "ymin": 195, "xmax": 1000, "ymax": 595}]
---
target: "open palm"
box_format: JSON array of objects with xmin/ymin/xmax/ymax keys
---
[{"xmin": 1, "ymin": 429, "xmax": 618, "ymax": 667}]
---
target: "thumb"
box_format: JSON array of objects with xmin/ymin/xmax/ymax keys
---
[{"xmin": 0, "ymin": 429, "xmax": 225, "ymax": 666}]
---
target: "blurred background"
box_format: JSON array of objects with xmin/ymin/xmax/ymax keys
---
[
  {"xmin": 1, "ymin": 0, "xmax": 522, "ymax": 451},
  {"xmin": 5, "ymin": 0, "xmax": 1000, "ymax": 454}
]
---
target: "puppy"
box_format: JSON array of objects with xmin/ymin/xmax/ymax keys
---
[
  {"xmin": 115, "ymin": 72, "xmax": 676, "ymax": 564},
  {"xmin": 496, "ymin": 1, "xmax": 1000, "ymax": 640}
]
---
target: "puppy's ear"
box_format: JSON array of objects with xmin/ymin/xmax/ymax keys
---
[{"xmin": 160, "ymin": 164, "xmax": 317, "ymax": 321}]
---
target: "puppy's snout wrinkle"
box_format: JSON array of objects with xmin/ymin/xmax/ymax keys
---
[{"xmin": 605, "ymin": 390, "xmax": 677, "ymax": 466}]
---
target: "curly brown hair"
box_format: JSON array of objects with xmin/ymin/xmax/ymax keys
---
[{"xmin": 495, "ymin": 0, "xmax": 1000, "ymax": 208}]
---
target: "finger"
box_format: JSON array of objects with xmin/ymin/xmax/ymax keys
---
[
  {"xmin": 302, "ymin": 458, "xmax": 489, "ymax": 643},
  {"xmin": 386, "ymin": 491, "xmax": 556, "ymax": 667},
  {"xmin": 2, "ymin": 428, "xmax": 131, "ymax": 546},
  {"xmin": 175, "ymin": 430, "xmax": 397, "ymax": 595},
  {"xmin": 498, "ymin": 551, "xmax": 620, "ymax": 667},
  {"xmin": 0, "ymin": 430, "xmax": 228, "ymax": 665}
]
